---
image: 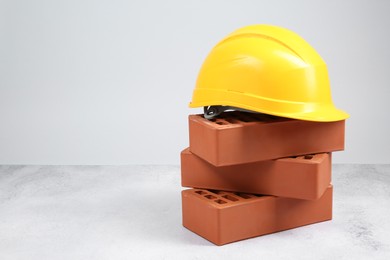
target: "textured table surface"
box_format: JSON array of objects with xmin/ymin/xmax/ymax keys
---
[{"xmin": 0, "ymin": 164, "xmax": 389, "ymax": 260}]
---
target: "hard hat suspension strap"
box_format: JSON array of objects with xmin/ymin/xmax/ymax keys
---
[{"xmin": 203, "ymin": 106, "xmax": 256, "ymax": 120}]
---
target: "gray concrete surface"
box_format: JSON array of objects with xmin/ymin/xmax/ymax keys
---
[{"xmin": 0, "ymin": 164, "xmax": 389, "ymax": 260}]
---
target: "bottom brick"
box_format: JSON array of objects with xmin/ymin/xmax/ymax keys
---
[{"xmin": 182, "ymin": 185, "xmax": 333, "ymax": 245}]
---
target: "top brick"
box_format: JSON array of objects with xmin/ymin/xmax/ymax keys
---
[{"xmin": 188, "ymin": 112, "xmax": 345, "ymax": 166}]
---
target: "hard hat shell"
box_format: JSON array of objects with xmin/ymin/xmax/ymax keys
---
[{"xmin": 189, "ymin": 25, "xmax": 349, "ymax": 122}]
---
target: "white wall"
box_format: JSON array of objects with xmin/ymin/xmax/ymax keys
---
[{"xmin": 1, "ymin": 0, "xmax": 389, "ymax": 165}]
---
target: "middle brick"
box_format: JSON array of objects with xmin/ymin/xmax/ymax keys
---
[{"xmin": 181, "ymin": 148, "xmax": 331, "ymax": 200}]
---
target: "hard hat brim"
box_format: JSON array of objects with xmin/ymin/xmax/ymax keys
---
[
  {"xmin": 189, "ymin": 89, "xmax": 349, "ymax": 122},
  {"xmin": 284, "ymin": 105, "xmax": 349, "ymax": 122}
]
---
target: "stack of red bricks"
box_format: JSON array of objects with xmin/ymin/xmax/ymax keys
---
[{"xmin": 180, "ymin": 111, "xmax": 345, "ymax": 245}]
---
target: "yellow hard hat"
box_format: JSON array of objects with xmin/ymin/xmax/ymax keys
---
[{"xmin": 189, "ymin": 25, "xmax": 349, "ymax": 122}]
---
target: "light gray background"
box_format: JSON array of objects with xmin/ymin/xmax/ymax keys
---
[{"xmin": 1, "ymin": 0, "xmax": 389, "ymax": 165}]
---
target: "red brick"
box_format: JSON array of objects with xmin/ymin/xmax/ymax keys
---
[
  {"xmin": 182, "ymin": 186, "xmax": 333, "ymax": 246},
  {"xmin": 188, "ymin": 112, "xmax": 345, "ymax": 166},
  {"xmin": 181, "ymin": 148, "xmax": 331, "ymax": 200}
]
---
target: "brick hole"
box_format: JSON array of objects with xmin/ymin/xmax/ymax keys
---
[
  {"xmin": 253, "ymin": 194, "xmax": 263, "ymax": 197},
  {"xmin": 224, "ymin": 118, "xmax": 238, "ymax": 124},
  {"xmin": 215, "ymin": 120, "xmax": 228, "ymax": 125},
  {"xmin": 304, "ymin": 155, "xmax": 314, "ymax": 160},
  {"xmin": 222, "ymin": 194, "xmax": 238, "ymax": 202},
  {"xmin": 208, "ymin": 190, "xmax": 223, "ymax": 195},
  {"xmin": 204, "ymin": 195, "xmax": 217, "ymax": 200},
  {"xmin": 234, "ymin": 193, "xmax": 252, "ymax": 199},
  {"xmin": 215, "ymin": 199, "xmax": 227, "ymax": 204},
  {"xmin": 195, "ymin": 190, "xmax": 207, "ymax": 195}
]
